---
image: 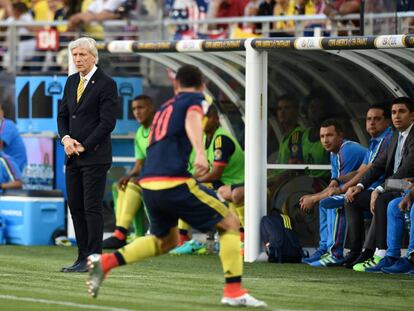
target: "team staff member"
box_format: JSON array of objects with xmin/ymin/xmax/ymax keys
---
[
  {"xmin": 304, "ymin": 104, "xmax": 393, "ymax": 268},
  {"xmin": 197, "ymin": 105, "xmax": 244, "ymax": 188},
  {"xmin": 347, "ymin": 97, "xmax": 414, "ymax": 273},
  {"xmin": 86, "ymin": 65, "xmax": 267, "ymax": 307},
  {"xmin": 0, "ymin": 104, "xmax": 27, "ymax": 171},
  {"xmin": 57, "ymin": 37, "xmax": 117, "ymax": 273},
  {"xmin": 0, "ymin": 151, "xmax": 23, "ymax": 191},
  {"xmin": 300, "ymin": 119, "xmax": 366, "ymax": 266}
]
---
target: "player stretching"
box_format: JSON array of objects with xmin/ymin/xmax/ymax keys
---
[{"xmin": 86, "ymin": 65, "xmax": 267, "ymax": 307}]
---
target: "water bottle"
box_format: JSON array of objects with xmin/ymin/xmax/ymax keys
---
[
  {"xmin": 404, "ymin": 210, "xmax": 411, "ymax": 231},
  {"xmin": 206, "ymin": 231, "xmax": 215, "ymax": 254},
  {"xmin": 39, "ymin": 164, "xmax": 48, "ymax": 190},
  {"xmin": 23, "ymin": 164, "xmax": 35, "ymax": 190},
  {"xmin": 22, "ymin": 165, "xmax": 30, "ymax": 189},
  {"xmin": 33, "ymin": 164, "xmax": 41, "ymax": 190},
  {"xmin": 45, "ymin": 165, "xmax": 54, "ymax": 189}
]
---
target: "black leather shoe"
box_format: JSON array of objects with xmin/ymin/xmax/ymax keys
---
[
  {"xmin": 343, "ymin": 251, "xmax": 360, "ymax": 269},
  {"xmin": 61, "ymin": 260, "xmax": 88, "ymax": 273},
  {"xmin": 60, "ymin": 259, "xmax": 82, "ymax": 272},
  {"xmin": 102, "ymin": 236, "xmax": 126, "ymax": 249}
]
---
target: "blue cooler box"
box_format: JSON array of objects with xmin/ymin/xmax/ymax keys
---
[{"xmin": 0, "ymin": 190, "xmax": 65, "ymax": 245}]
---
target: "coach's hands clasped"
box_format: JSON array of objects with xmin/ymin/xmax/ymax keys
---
[{"xmin": 63, "ymin": 137, "xmax": 85, "ymax": 158}]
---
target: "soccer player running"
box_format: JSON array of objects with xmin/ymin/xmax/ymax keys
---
[{"xmin": 86, "ymin": 65, "xmax": 267, "ymax": 307}]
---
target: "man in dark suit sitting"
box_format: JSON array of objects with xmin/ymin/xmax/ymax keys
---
[
  {"xmin": 57, "ymin": 37, "xmax": 117, "ymax": 272},
  {"xmin": 345, "ymin": 97, "xmax": 414, "ymax": 272}
]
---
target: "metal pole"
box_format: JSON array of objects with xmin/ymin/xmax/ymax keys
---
[
  {"xmin": 360, "ymin": 0, "xmax": 365, "ymax": 35},
  {"xmin": 244, "ymin": 38, "xmax": 267, "ymax": 263},
  {"xmin": 9, "ymin": 24, "xmax": 17, "ymax": 73}
]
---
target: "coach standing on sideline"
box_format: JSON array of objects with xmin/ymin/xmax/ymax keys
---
[{"xmin": 57, "ymin": 37, "xmax": 117, "ymax": 272}]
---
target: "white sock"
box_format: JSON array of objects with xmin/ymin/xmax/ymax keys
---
[{"xmin": 374, "ymin": 248, "xmax": 386, "ymax": 258}]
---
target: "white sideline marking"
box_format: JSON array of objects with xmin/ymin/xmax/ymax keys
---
[
  {"xmin": 0, "ymin": 294, "xmax": 133, "ymax": 311},
  {"xmin": 0, "ymin": 294, "xmax": 309, "ymax": 311}
]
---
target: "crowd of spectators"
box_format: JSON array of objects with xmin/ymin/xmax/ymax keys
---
[
  {"xmin": 0, "ymin": 0, "xmax": 136, "ymax": 71},
  {"xmin": 168, "ymin": 0, "xmax": 365, "ymax": 39},
  {"xmin": 0, "ymin": 1, "xmax": 411, "ymax": 52}
]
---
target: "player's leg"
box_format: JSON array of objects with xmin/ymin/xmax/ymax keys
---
[
  {"xmin": 117, "ymin": 182, "xmax": 143, "ymax": 233},
  {"xmin": 86, "ymin": 188, "xmax": 177, "ymax": 298},
  {"xmin": 381, "ymin": 197, "xmax": 414, "ymax": 274},
  {"xmin": 310, "ymin": 196, "xmax": 346, "ymax": 267},
  {"xmin": 112, "ymin": 182, "xmax": 119, "ymax": 217},
  {"xmin": 182, "ymin": 180, "xmax": 266, "ymax": 307},
  {"xmin": 303, "ymin": 204, "xmax": 328, "ymax": 264},
  {"xmin": 219, "ymin": 185, "xmax": 245, "ymax": 253},
  {"xmin": 132, "ymin": 205, "xmax": 146, "ymax": 237},
  {"xmin": 103, "ymin": 182, "xmax": 143, "ymax": 249},
  {"xmin": 86, "ymin": 228, "xmax": 175, "ymax": 298},
  {"xmin": 178, "ymin": 219, "xmax": 191, "ymax": 245}
]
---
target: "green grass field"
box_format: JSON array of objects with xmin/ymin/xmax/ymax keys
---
[{"xmin": 0, "ymin": 246, "xmax": 413, "ymax": 311}]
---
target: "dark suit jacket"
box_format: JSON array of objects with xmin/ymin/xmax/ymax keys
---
[
  {"xmin": 360, "ymin": 124, "xmax": 414, "ymax": 189},
  {"xmin": 57, "ymin": 67, "xmax": 117, "ymax": 165}
]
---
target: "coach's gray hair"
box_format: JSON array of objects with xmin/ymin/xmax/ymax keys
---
[{"xmin": 69, "ymin": 37, "xmax": 99, "ymax": 63}]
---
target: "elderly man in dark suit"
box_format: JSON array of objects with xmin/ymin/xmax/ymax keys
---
[
  {"xmin": 345, "ymin": 97, "xmax": 414, "ymax": 271},
  {"xmin": 57, "ymin": 37, "xmax": 117, "ymax": 272}
]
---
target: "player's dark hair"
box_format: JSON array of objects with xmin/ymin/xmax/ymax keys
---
[
  {"xmin": 368, "ymin": 102, "xmax": 390, "ymax": 119},
  {"xmin": 206, "ymin": 104, "xmax": 219, "ymax": 117},
  {"xmin": 277, "ymin": 94, "xmax": 298, "ymax": 110},
  {"xmin": 391, "ymin": 97, "xmax": 414, "ymax": 112},
  {"xmin": 133, "ymin": 94, "xmax": 154, "ymax": 106},
  {"xmin": 320, "ymin": 118, "xmax": 344, "ymax": 134},
  {"xmin": 176, "ymin": 65, "xmax": 203, "ymax": 88}
]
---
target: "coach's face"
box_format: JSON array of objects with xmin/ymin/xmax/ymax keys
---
[{"xmin": 72, "ymin": 47, "xmax": 96, "ymax": 76}]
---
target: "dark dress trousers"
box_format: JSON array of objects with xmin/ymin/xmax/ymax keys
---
[
  {"xmin": 57, "ymin": 68, "xmax": 117, "ymax": 260},
  {"xmin": 346, "ymin": 126, "xmax": 414, "ymax": 251}
]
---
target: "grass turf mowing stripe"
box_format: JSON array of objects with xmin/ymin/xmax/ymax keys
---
[
  {"xmin": 1, "ymin": 246, "xmax": 414, "ymax": 310},
  {"xmin": 0, "ymin": 294, "xmax": 133, "ymax": 311}
]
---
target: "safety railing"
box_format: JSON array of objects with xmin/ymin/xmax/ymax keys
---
[{"xmin": 0, "ymin": 11, "xmax": 412, "ymax": 74}]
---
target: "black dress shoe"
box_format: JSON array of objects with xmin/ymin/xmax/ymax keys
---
[
  {"xmin": 60, "ymin": 259, "xmax": 82, "ymax": 272},
  {"xmin": 70, "ymin": 260, "xmax": 88, "ymax": 272},
  {"xmin": 343, "ymin": 251, "xmax": 360, "ymax": 269},
  {"xmin": 61, "ymin": 259, "xmax": 88, "ymax": 273}
]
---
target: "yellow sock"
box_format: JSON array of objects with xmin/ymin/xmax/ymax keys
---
[
  {"xmin": 178, "ymin": 219, "xmax": 190, "ymax": 231},
  {"xmin": 230, "ymin": 203, "xmax": 245, "ymax": 228},
  {"xmin": 219, "ymin": 230, "xmax": 243, "ymax": 279},
  {"xmin": 115, "ymin": 187, "xmax": 125, "ymax": 222},
  {"xmin": 117, "ymin": 182, "xmax": 142, "ymax": 230},
  {"xmin": 118, "ymin": 235, "xmax": 161, "ymax": 264}
]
